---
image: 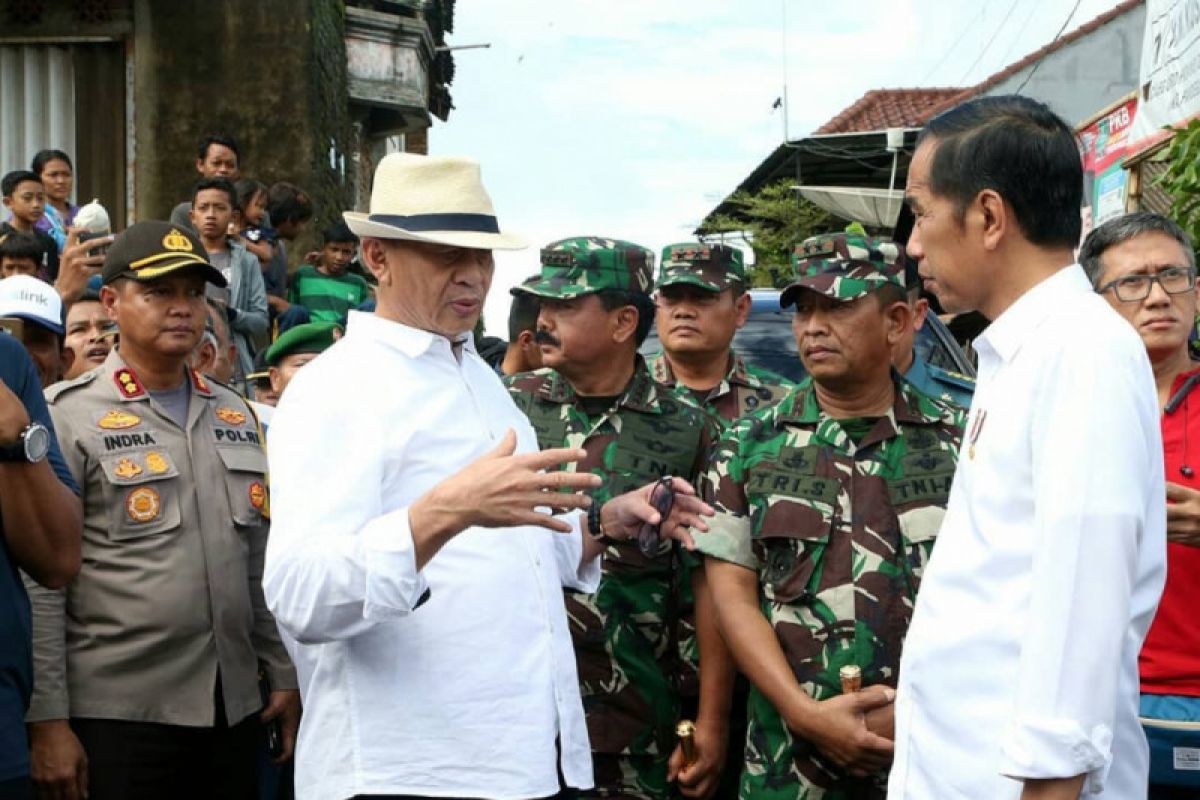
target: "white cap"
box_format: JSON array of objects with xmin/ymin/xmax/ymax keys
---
[{"xmin": 0, "ymin": 275, "xmax": 63, "ymax": 335}]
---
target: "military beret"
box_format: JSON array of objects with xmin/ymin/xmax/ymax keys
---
[
  {"xmin": 655, "ymin": 242, "xmax": 745, "ymax": 292},
  {"xmin": 265, "ymin": 321, "xmax": 341, "ymax": 367},
  {"xmin": 780, "ymin": 231, "xmax": 905, "ymax": 308},
  {"xmin": 102, "ymin": 220, "xmax": 226, "ymax": 288},
  {"xmin": 514, "ymin": 236, "xmax": 654, "ymax": 300}
]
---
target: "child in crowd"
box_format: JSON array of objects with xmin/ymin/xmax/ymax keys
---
[
  {"xmin": 231, "ymin": 179, "xmax": 275, "ymax": 264},
  {"xmin": 0, "ymin": 170, "xmax": 58, "ymax": 280},
  {"xmin": 31, "ymin": 149, "xmax": 78, "ymax": 252},
  {"xmin": 0, "ymin": 233, "xmax": 44, "ymax": 278},
  {"xmin": 262, "ymin": 181, "xmax": 315, "ymax": 333},
  {"xmin": 189, "ymin": 177, "xmax": 269, "ymax": 388},
  {"xmin": 287, "ymin": 223, "xmax": 372, "ymax": 325}
]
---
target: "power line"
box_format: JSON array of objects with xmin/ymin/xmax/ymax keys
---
[
  {"xmin": 957, "ymin": 0, "xmax": 1023, "ymax": 85},
  {"xmin": 1013, "ymin": 0, "xmax": 1084, "ymax": 94},
  {"xmin": 995, "ymin": 0, "xmax": 1042, "ymax": 68},
  {"xmin": 920, "ymin": 4, "xmax": 989, "ymax": 84}
]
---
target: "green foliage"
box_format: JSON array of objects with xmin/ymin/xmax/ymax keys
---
[
  {"xmin": 1157, "ymin": 119, "xmax": 1200, "ymax": 246},
  {"xmin": 703, "ymin": 180, "xmax": 832, "ymax": 288}
]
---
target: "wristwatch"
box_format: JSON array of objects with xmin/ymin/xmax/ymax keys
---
[{"xmin": 0, "ymin": 421, "xmax": 51, "ymax": 464}]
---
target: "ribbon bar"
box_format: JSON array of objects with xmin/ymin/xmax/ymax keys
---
[{"xmin": 367, "ymin": 212, "xmax": 500, "ymax": 234}]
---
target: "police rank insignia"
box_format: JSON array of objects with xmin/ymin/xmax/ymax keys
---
[
  {"xmin": 190, "ymin": 369, "xmax": 213, "ymax": 396},
  {"xmin": 216, "ymin": 407, "xmax": 247, "ymax": 426},
  {"xmin": 248, "ymin": 481, "xmax": 267, "ymax": 511},
  {"xmin": 98, "ymin": 409, "xmax": 141, "ymax": 430},
  {"xmin": 125, "ymin": 487, "xmax": 161, "ymax": 522},
  {"xmin": 113, "ymin": 368, "xmax": 145, "ymax": 398},
  {"xmin": 162, "ymin": 228, "xmax": 193, "ymax": 252},
  {"xmin": 145, "ymin": 452, "xmax": 169, "ymax": 474},
  {"xmin": 113, "ymin": 457, "xmax": 143, "ymax": 480}
]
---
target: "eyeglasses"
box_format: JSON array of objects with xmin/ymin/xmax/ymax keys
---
[
  {"xmin": 638, "ymin": 476, "xmax": 675, "ymax": 558},
  {"xmin": 1097, "ymin": 266, "xmax": 1197, "ymax": 302}
]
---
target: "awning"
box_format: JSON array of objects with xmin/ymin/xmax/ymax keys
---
[{"xmin": 796, "ymin": 185, "xmax": 904, "ymax": 228}]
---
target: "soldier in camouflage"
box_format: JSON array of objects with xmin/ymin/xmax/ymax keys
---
[
  {"xmin": 892, "ymin": 255, "xmax": 974, "ymax": 407},
  {"xmin": 694, "ymin": 231, "xmax": 966, "ymax": 799},
  {"xmin": 648, "ymin": 242, "xmax": 792, "ymax": 422},
  {"xmin": 507, "ymin": 237, "xmax": 732, "ymax": 799}
]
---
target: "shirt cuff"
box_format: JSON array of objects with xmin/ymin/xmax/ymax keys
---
[
  {"xmin": 999, "ymin": 716, "xmax": 1113, "ymax": 791},
  {"xmin": 692, "ymin": 510, "xmax": 759, "ymax": 571},
  {"xmin": 556, "ymin": 511, "xmax": 601, "ymax": 593},
  {"xmin": 359, "ymin": 507, "xmax": 431, "ymax": 620}
]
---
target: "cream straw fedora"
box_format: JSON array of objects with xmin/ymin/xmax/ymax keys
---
[{"xmin": 344, "ymin": 153, "xmax": 527, "ymax": 250}]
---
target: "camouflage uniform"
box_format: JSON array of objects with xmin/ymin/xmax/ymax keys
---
[
  {"xmin": 695, "ymin": 233, "xmax": 967, "ymax": 799},
  {"xmin": 509, "ymin": 237, "xmax": 721, "ymax": 799},
  {"xmin": 650, "ymin": 242, "xmax": 793, "ymax": 422}
]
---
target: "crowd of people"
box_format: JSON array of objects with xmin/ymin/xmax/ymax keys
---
[{"xmin": 0, "ymin": 92, "xmax": 1196, "ymax": 800}]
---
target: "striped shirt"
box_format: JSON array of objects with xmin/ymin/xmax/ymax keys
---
[{"xmin": 288, "ymin": 264, "xmax": 371, "ymax": 323}]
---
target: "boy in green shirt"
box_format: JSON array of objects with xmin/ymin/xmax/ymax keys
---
[{"xmin": 288, "ymin": 223, "xmax": 372, "ymax": 324}]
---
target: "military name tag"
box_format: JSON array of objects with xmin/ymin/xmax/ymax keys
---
[
  {"xmin": 748, "ymin": 469, "xmax": 840, "ymax": 505},
  {"xmin": 888, "ymin": 473, "xmax": 953, "ymax": 505}
]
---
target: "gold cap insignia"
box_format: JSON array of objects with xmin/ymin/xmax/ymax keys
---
[
  {"xmin": 114, "ymin": 457, "xmax": 143, "ymax": 480},
  {"xmin": 145, "ymin": 452, "xmax": 169, "ymax": 474},
  {"xmin": 215, "ymin": 407, "xmax": 247, "ymax": 426},
  {"xmin": 249, "ymin": 481, "xmax": 267, "ymax": 511},
  {"xmin": 162, "ymin": 229, "xmax": 194, "ymax": 252},
  {"xmin": 125, "ymin": 486, "xmax": 161, "ymax": 523},
  {"xmin": 98, "ymin": 410, "xmax": 141, "ymax": 430}
]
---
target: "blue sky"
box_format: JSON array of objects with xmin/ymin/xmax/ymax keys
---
[{"xmin": 430, "ymin": 0, "xmax": 1131, "ymax": 334}]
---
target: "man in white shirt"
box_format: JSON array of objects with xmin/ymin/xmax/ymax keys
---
[
  {"xmin": 889, "ymin": 95, "xmax": 1167, "ymax": 800},
  {"xmin": 264, "ymin": 154, "xmax": 712, "ymax": 800}
]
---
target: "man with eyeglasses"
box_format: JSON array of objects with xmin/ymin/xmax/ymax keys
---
[
  {"xmin": 506, "ymin": 237, "xmax": 731, "ymax": 800},
  {"xmin": 1082, "ymin": 211, "xmax": 1200, "ymax": 798},
  {"xmin": 648, "ymin": 243, "xmax": 792, "ymax": 422},
  {"xmin": 694, "ymin": 232, "xmax": 965, "ymax": 800}
]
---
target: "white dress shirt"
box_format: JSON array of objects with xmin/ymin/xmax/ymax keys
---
[
  {"xmin": 264, "ymin": 311, "xmax": 600, "ymax": 800},
  {"xmin": 888, "ymin": 266, "xmax": 1166, "ymax": 799}
]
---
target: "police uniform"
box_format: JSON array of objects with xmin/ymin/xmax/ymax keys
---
[
  {"xmin": 694, "ymin": 232, "xmax": 966, "ymax": 800},
  {"xmin": 508, "ymin": 237, "xmax": 722, "ymax": 799},
  {"xmin": 26, "ymin": 221, "xmax": 295, "ymax": 800},
  {"xmin": 649, "ymin": 241, "xmax": 792, "ymax": 422}
]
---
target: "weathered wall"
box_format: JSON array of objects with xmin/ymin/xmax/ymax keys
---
[{"xmin": 132, "ymin": 0, "xmax": 351, "ymax": 257}]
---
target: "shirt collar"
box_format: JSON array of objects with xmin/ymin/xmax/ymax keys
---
[
  {"xmin": 346, "ymin": 310, "xmax": 475, "ymax": 360},
  {"xmin": 648, "ymin": 350, "xmax": 759, "ymax": 390},
  {"xmin": 974, "ymin": 264, "xmax": 1085, "ymax": 364},
  {"xmin": 103, "ymin": 348, "xmax": 211, "ymax": 402},
  {"xmin": 537, "ymin": 355, "xmax": 666, "ymax": 414},
  {"xmin": 781, "ymin": 373, "xmax": 947, "ymax": 428}
]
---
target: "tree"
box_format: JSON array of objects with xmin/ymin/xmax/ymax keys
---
[
  {"xmin": 702, "ymin": 179, "xmax": 832, "ymax": 288},
  {"xmin": 1157, "ymin": 118, "xmax": 1200, "ymax": 247}
]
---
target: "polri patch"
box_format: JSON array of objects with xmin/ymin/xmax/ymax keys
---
[
  {"xmin": 215, "ymin": 407, "xmax": 247, "ymax": 426},
  {"xmin": 125, "ymin": 486, "xmax": 161, "ymax": 523},
  {"xmin": 98, "ymin": 409, "xmax": 141, "ymax": 430}
]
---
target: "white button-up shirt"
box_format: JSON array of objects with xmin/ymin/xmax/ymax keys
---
[
  {"xmin": 264, "ymin": 311, "xmax": 600, "ymax": 800},
  {"xmin": 888, "ymin": 266, "xmax": 1166, "ymax": 799}
]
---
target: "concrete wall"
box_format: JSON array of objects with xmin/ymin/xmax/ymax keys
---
[
  {"xmin": 982, "ymin": 4, "xmax": 1146, "ymax": 126},
  {"xmin": 132, "ymin": 0, "xmax": 352, "ymax": 256}
]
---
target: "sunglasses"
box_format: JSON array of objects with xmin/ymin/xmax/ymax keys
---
[{"xmin": 638, "ymin": 476, "xmax": 676, "ymax": 558}]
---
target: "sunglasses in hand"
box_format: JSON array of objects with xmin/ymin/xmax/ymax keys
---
[{"xmin": 637, "ymin": 476, "xmax": 676, "ymax": 558}]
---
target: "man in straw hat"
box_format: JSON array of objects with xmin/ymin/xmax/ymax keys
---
[{"xmin": 264, "ymin": 153, "xmax": 713, "ymax": 800}]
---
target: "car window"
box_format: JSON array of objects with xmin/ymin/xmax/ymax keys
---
[{"xmin": 642, "ymin": 290, "xmax": 975, "ymax": 384}]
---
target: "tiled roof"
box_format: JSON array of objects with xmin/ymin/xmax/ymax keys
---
[
  {"xmin": 814, "ymin": 88, "xmax": 967, "ymax": 134},
  {"xmin": 812, "ymin": 0, "xmax": 1143, "ymax": 134}
]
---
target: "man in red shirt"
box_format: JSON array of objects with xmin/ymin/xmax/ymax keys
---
[{"xmin": 1082, "ymin": 211, "xmax": 1200, "ymax": 798}]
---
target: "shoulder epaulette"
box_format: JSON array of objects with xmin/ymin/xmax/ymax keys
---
[
  {"xmin": 44, "ymin": 369, "xmax": 99, "ymax": 403},
  {"xmin": 928, "ymin": 364, "xmax": 976, "ymax": 391}
]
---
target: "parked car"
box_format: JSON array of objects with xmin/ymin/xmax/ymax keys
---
[{"xmin": 641, "ymin": 288, "xmax": 975, "ymax": 384}]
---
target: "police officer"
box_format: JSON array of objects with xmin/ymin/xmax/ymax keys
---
[
  {"xmin": 25, "ymin": 221, "xmax": 298, "ymax": 800},
  {"xmin": 507, "ymin": 237, "xmax": 731, "ymax": 799},
  {"xmin": 693, "ymin": 232, "xmax": 966, "ymax": 799},
  {"xmin": 894, "ymin": 258, "xmax": 974, "ymax": 407},
  {"xmin": 648, "ymin": 242, "xmax": 792, "ymax": 422}
]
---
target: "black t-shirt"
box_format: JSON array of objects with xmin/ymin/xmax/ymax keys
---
[{"xmin": 0, "ymin": 334, "xmax": 78, "ymax": 780}]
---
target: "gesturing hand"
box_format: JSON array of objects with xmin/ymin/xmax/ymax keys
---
[
  {"xmin": 601, "ymin": 477, "xmax": 714, "ymax": 549},
  {"xmin": 413, "ymin": 429, "xmax": 602, "ymax": 538}
]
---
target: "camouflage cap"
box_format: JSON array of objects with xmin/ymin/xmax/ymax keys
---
[
  {"xmin": 655, "ymin": 242, "xmax": 745, "ymax": 292},
  {"xmin": 780, "ymin": 232, "xmax": 905, "ymax": 308},
  {"xmin": 513, "ymin": 236, "xmax": 655, "ymax": 300}
]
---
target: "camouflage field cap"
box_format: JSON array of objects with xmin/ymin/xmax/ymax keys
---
[
  {"xmin": 514, "ymin": 236, "xmax": 655, "ymax": 300},
  {"xmin": 780, "ymin": 231, "xmax": 905, "ymax": 308},
  {"xmin": 655, "ymin": 242, "xmax": 745, "ymax": 292}
]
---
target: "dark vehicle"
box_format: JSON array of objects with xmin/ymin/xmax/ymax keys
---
[{"xmin": 642, "ymin": 288, "xmax": 975, "ymax": 384}]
